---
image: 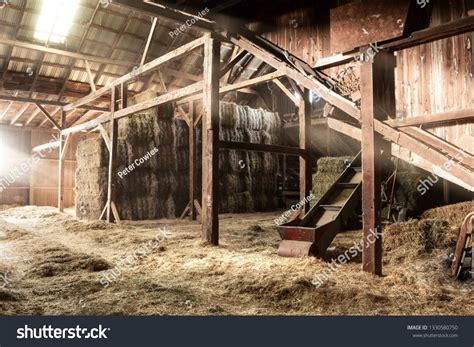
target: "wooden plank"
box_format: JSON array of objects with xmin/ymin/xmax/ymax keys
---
[
  {"xmin": 9, "ymin": 103, "xmax": 30, "ymax": 125},
  {"xmin": 0, "ymin": 94, "xmax": 107, "ymax": 111},
  {"xmin": 327, "ymin": 117, "xmax": 474, "ymax": 192},
  {"xmin": 63, "ymin": 35, "xmax": 208, "ymax": 112},
  {"xmin": 112, "ymin": 0, "xmax": 214, "ymax": 31},
  {"xmin": 273, "ymin": 79, "xmax": 298, "ymax": 105},
  {"xmin": 0, "ymin": 37, "xmax": 134, "ymax": 68},
  {"xmin": 402, "ymin": 127, "xmax": 474, "ymax": 169},
  {"xmin": 106, "ymin": 87, "xmax": 120, "ymax": 223},
  {"xmin": 57, "ymin": 110, "xmax": 66, "ymax": 212},
  {"xmin": 179, "ymin": 70, "xmax": 283, "ymax": 104},
  {"xmin": 32, "ymin": 141, "xmax": 60, "ymax": 153},
  {"xmin": 385, "ymin": 108, "xmax": 474, "ymax": 127},
  {"xmin": 330, "ymin": 0, "xmax": 409, "ymax": 53},
  {"xmin": 382, "ymin": 16, "xmax": 474, "ymax": 51},
  {"xmin": 84, "ymin": 60, "xmax": 97, "ymax": 92},
  {"xmin": 189, "ymin": 101, "xmax": 197, "ymax": 220},
  {"xmin": 60, "ymin": 134, "xmax": 72, "ymax": 161},
  {"xmin": 219, "ymin": 50, "xmax": 247, "ymax": 79},
  {"xmin": 226, "ymin": 34, "xmax": 360, "ymax": 118},
  {"xmin": 299, "ymin": 88, "xmax": 312, "ymax": 214},
  {"xmin": 36, "ymin": 103, "xmax": 61, "ymax": 129},
  {"xmin": 62, "ymin": 81, "xmax": 203, "ymax": 135},
  {"xmin": 220, "ymin": 141, "xmax": 306, "ymax": 156},
  {"xmin": 141, "ymin": 17, "xmax": 158, "ymax": 66},
  {"xmin": 360, "ymin": 52, "xmax": 396, "ymax": 276},
  {"xmin": 201, "ymin": 37, "xmax": 220, "ymax": 245},
  {"xmin": 98, "ymin": 124, "xmax": 111, "ymax": 152}
]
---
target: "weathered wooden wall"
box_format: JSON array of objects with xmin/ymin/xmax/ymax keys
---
[
  {"xmin": 395, "ymin": 1, "xmax": 473, "ymax": 152},
  {"xmin": 248, "ymin": 0, "xmax": 472, "ymax": 152},
  {"xmin": 0, "ymin": 127, "xmax": 79, "ymax": 207}
]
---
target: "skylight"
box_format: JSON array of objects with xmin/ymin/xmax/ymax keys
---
[{"xmin": 34, "ymin": 0, "xmax": 80, "ymax": 44}]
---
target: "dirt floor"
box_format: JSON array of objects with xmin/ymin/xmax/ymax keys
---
[{"xmin": 0, "ymin": 203, "xmax": 472, "ymax": 316}]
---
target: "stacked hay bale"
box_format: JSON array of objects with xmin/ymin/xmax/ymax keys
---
[
  {"xmin": 75, "ymin": 91, "xmax": 176, "ymax": 221},
  {"xmin": 75, "ymin": 136, "xmax": 108, "ymax": 220},
  {"xmin": 173, "ymin": 118, "xmax": 190, "ymax": 215},
  {"xmin": 115, "ymin": 91, "xmax": 176, "ymax": 220},
  {"xmin": 76, "ymin": 98, "xmax": 282, "ymax": 219},
  {"xmin": 192, "ymin": 102, "xmax": 281, "ymax": 213},
  {"xmin": 311, "ymin": 156, "xmax": 353, "ymax": 202},
  {"xmin": 218, "ymin": 102, "xmax": 281, "ymax": 213}
]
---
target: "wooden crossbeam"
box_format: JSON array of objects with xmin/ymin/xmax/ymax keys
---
[
  {"xmin": 401, "ymin": 127, "xmax": 474, "ymax": 170},
  {"xmin": 273, "ymin": 79, "xmax": 298, "ymax": 105},
  {"xmin": 84, "ymin": 60, "xmax": 97, "ymax": 92},
  {"xmin": 36, "ymin": 104, "xmax": 61, "ymax": 129},
  {"xmin": 63, "ymin": 35, "xmax": 208, "ymax": 112},
  {"xmin": 220, "ymin": 141, "xmax": 306, "ymax": 156},
  {"xmin": 62, "ymin": 81, "xmax": 203, "ymax": 135},
  {"xmin": 0, "ymin": 94, "xmax": 108, "ymax": 111},
  {"xmin": 141, "ymin": 17, "xmax": 158, "ymax": 66},
  {"xmin": 327, "ymin": 118, "xmax": 474, "ymax": 192},
  {"xmin": 385, "ymin": 108, "xmax": 474, "ymax": 128},
  {"xmin": 113, "ymin": 0, "xmax": 214, "ymax": 31}
]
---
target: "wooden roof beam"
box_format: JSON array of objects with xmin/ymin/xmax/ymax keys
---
[{"xmin": 63, "ymin": 35, "xmax": 208, "ymax": 112}]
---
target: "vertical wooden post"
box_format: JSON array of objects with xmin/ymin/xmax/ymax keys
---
[
  {"xmin": 282, "ymin": 154, "xmax": 287, "ymax": 208},
  {"xmin": 360, "ymin": 51, "xmax": 395, "ymax": 275},
  {"xmin": 189, "ymin": 101, "xmax": 197, "ymax": 220},
  {"xmin": 106, "ymin": 86, "xmax": 120, "ymax": 223},
  {"xmin": 299, "ymin": 88, "xmax": 312, "ymax": 214},
  {"xmin": 201, "ymin": 35, "xmax": 220, "ymax": 245},
  {"xmin": 57, "ymin": 109, "xmax": 66, "ymax": 212}
]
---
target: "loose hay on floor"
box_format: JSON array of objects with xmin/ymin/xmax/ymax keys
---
[{"xmin": 0, "ymin": 205, "xmax": 472, "ymax": 316}]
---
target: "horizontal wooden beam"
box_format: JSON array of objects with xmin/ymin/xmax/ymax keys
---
[
  {"xmin": 385, "ymin": 108, "xmax": 474, "ymax": 128},
  {"xmin": 63, "ymin": 35, "xmax": 208, "ymax": 112},
  {"xmin": 179, "ymin": 70, "xmax": 282, "ymax": 104},
  {"xmin": 220, "ymin": 141, "xmax": 306, "ymax": 156},
  {"xmin": 62, "ymin": 81, "xmax": 203, "ymax": 135},
  {"xmin": 32, "ymin": 140, "xmax": 60, "ymax": 153},
  {"xmin": 382, "ymin": 16, "xmax": 474, "ymax": 51},
  {"xmin": 283, "ymin": 117, "xmax": 328, "ymax": 129},
  {"xmin": 0, "ymin": 37, "xmax": 134, "ymax": 68},
  {"xmin": 112, "ymin": 0, "xmax": 214, "ymax": 31},
  {"xmin": 0, "ymin": 94, "xmax": 108, "ymax": 111},
  {"xmin": 327, "ymin": 118, "xmax": 473, "ymax": 192}
]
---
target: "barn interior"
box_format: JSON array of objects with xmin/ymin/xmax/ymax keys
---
[{"xmin": 0, "ymin": 0, "xmax": 473, "ymax": 315}]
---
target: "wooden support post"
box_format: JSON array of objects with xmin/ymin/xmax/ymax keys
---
[
  {"xmin": 299, "ymin": 88, "xmax": 312, "ymax": 214},
  {"xmin": 106, "ymin": 86, "xmax": 120, "ymax": 223},
  {"xmin": 282, "ymin": 154, "xmax": 287, "ymax": 208},
  {"xmin": 57, "ymin": 109, "xmax": 66, "ymax": 212},
  {"xmin": 201, "ymin": 36, "xmax": 220, "ymax": 245},
  {"xmin": 189, "ymin": 101, "xmax": 197, "ymax": 220},
  {"xmin": 360, "ymin": 51, "xmax": 395, "ymax": 276}
]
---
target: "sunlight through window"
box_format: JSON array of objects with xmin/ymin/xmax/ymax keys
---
[{"xmin": 34, "ymin": 0, "xmax": 80, "ymax": 44}]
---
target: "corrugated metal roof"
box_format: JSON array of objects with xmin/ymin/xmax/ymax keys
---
[{"xmin": 0, "ymin": 0, "xmax": 261, "ymax": 127}]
